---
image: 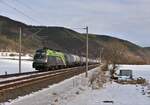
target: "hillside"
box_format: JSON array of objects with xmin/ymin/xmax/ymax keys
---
[
  {"xmin": 143, "ymin": 47, "xmax": 150, "ymax": 51},
  {"xmin": 0, "ymin": 15, "xmax": 150, "ymax": 64}
]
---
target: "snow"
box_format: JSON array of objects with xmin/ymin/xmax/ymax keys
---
[
  {"xmin": 0, "ymin": 52, "xmax": 34, "ymax": 74},
  {"xmin": 2, "ymin": 65, "xmax": 150, "ymax": 105},
  {"xmin": 119, "ymin": 65, "xmax": 150, "ymax": 80},
  {"xmin": 0, "ymin": 59, "xmax": 35, "ymax": 75},
  {"xmin": 66, "ymin": 82, "xmax": 150, "ymax": 105}
]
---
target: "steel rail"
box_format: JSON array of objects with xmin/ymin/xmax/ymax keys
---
[
  {"xmin": 0, "ymin": 69, "xmax": 76, "ymax": 91},
  {"xmin": 0, "ymin": 66, "xmax": 85, "ymax": 85},
  {"xmin": 0, "ymin": 65, "xmax": 89, "ymax": 78}
]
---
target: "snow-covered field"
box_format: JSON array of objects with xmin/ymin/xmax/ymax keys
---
[
  {"xmin": 2, "ymin": 65, "xmax": 150, "ymax": 105},
  {"xmin": 119, "ymin": 65, "xmax": 150, "ymax": 80},
  {"xmin": 0, "ymin": 59, "xmax": 35, "ymax": 75}
]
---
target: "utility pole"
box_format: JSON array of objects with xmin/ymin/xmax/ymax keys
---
[
  {"xmin": 19, "ymin": 27, "xmax": 22, "ymax": 73},
  {"xmin": 72, "ymin": 26, "xmax": 89, "ymax": 77},
  {"xmin": 85, "ymin": 26, "xmax": 88, "ymax": 77},
  {"xmin": 0, "ymin": 21, "xmax": 2, "ymax": 35}
]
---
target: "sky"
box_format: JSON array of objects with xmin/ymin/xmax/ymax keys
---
[{"xmin": 0, "ymin": 0, "xmax": 150, "ymax": 47}]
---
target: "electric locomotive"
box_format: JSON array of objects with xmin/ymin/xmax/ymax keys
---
[{"xmin": 33, "ymin": 48, "xmax": 66, "ymax": 70}]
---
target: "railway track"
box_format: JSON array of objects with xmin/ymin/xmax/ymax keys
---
[
  {"xmin": 0, "ymin": 67, "xmax": 83, "ymax": 90},
  {"xmin": 0, "ymin": 71, "xmax": 39, "ymax": 78},
  {"xmin": 0, "ymin": 64, "xmax": 98, "ymax": 103},
  {"xmin": 0, "ymin": 68, "xmax": 75, "ymax": 84}
]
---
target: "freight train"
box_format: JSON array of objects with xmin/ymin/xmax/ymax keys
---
[{"xmin": 32, "ymin": 48, "xmax": 99, "ymax": 71}]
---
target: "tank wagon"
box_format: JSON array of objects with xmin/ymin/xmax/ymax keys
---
[{"xmin": 33, "ymin": 48, "xmax": 99, "ymax": 71}]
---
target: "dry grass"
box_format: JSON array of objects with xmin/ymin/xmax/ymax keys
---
[
  {"xmin": 116, "ymin": 78, "xmax": 147, "ymax": 85},
  {"xmin": 89, "ymin": 65, "xmax": 108, "ymax": 89}
]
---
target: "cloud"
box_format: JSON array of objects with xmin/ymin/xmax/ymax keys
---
[{"xmin": 0, "ymin": 0, "xmax": 150, "ymax": 46}]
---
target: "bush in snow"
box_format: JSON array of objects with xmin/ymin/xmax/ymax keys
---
[{"xmin": 89, "ymin": 66, "xmax": 107, "ymax": 89}]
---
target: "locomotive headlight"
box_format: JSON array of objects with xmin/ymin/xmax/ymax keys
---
[{"xmin": 44, "ymin": 58, "xmax": 48, "ymax": 63}]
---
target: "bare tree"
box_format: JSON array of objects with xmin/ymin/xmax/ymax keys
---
[{"xmin": 103, "ymin": 40, "xmax": 127, "ymax": 79}]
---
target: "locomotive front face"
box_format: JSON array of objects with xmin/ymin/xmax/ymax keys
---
[
  {"xmin": 33, "ymin": 49, "xmax": 48, "ymax": 70},
  {"xmin": 34, "ymin": 50, "xmax": 48, "ymax": 63}
]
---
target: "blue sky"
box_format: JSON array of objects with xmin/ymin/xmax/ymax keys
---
[{"xmin": 0, "ymin": 0, "xmax": 150, "ymax": 47}]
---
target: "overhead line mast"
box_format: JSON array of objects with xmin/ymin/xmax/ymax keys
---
[{"xmin": 19, "ymin": 27, "xmax": 22, "ymax": 73}]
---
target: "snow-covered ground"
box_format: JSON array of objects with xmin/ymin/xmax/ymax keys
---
[
  {"xmin": 2, "ymin": 65, "xmax": 150, "ymax": 105},
  {"xmin": 0, "ymin": 59, "xmax": 35, "ymax": 75},
  {"xmin": 8, "ymin": 82, "xmax": 150, "ymax": 105},
  {"xmin": 66, "ymin": 82, "xmax": 150, "ymax": 105},
  {"xmin": 0, "ymin": 52, "xmax": 34, "ymax": 75}
]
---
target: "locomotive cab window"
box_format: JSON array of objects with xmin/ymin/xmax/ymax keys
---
[{"xmin": 34, "ymin": 54, "xmax": 47, "ymax": 59}]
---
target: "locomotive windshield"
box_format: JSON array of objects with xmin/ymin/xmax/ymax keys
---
[
  {"xmin": 34, "ymin": 54, "xmax": 46, "ymax": 59},
  {"xmin": 34, "ymin": 49, "xmax": 47, "ymax": 59}
]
